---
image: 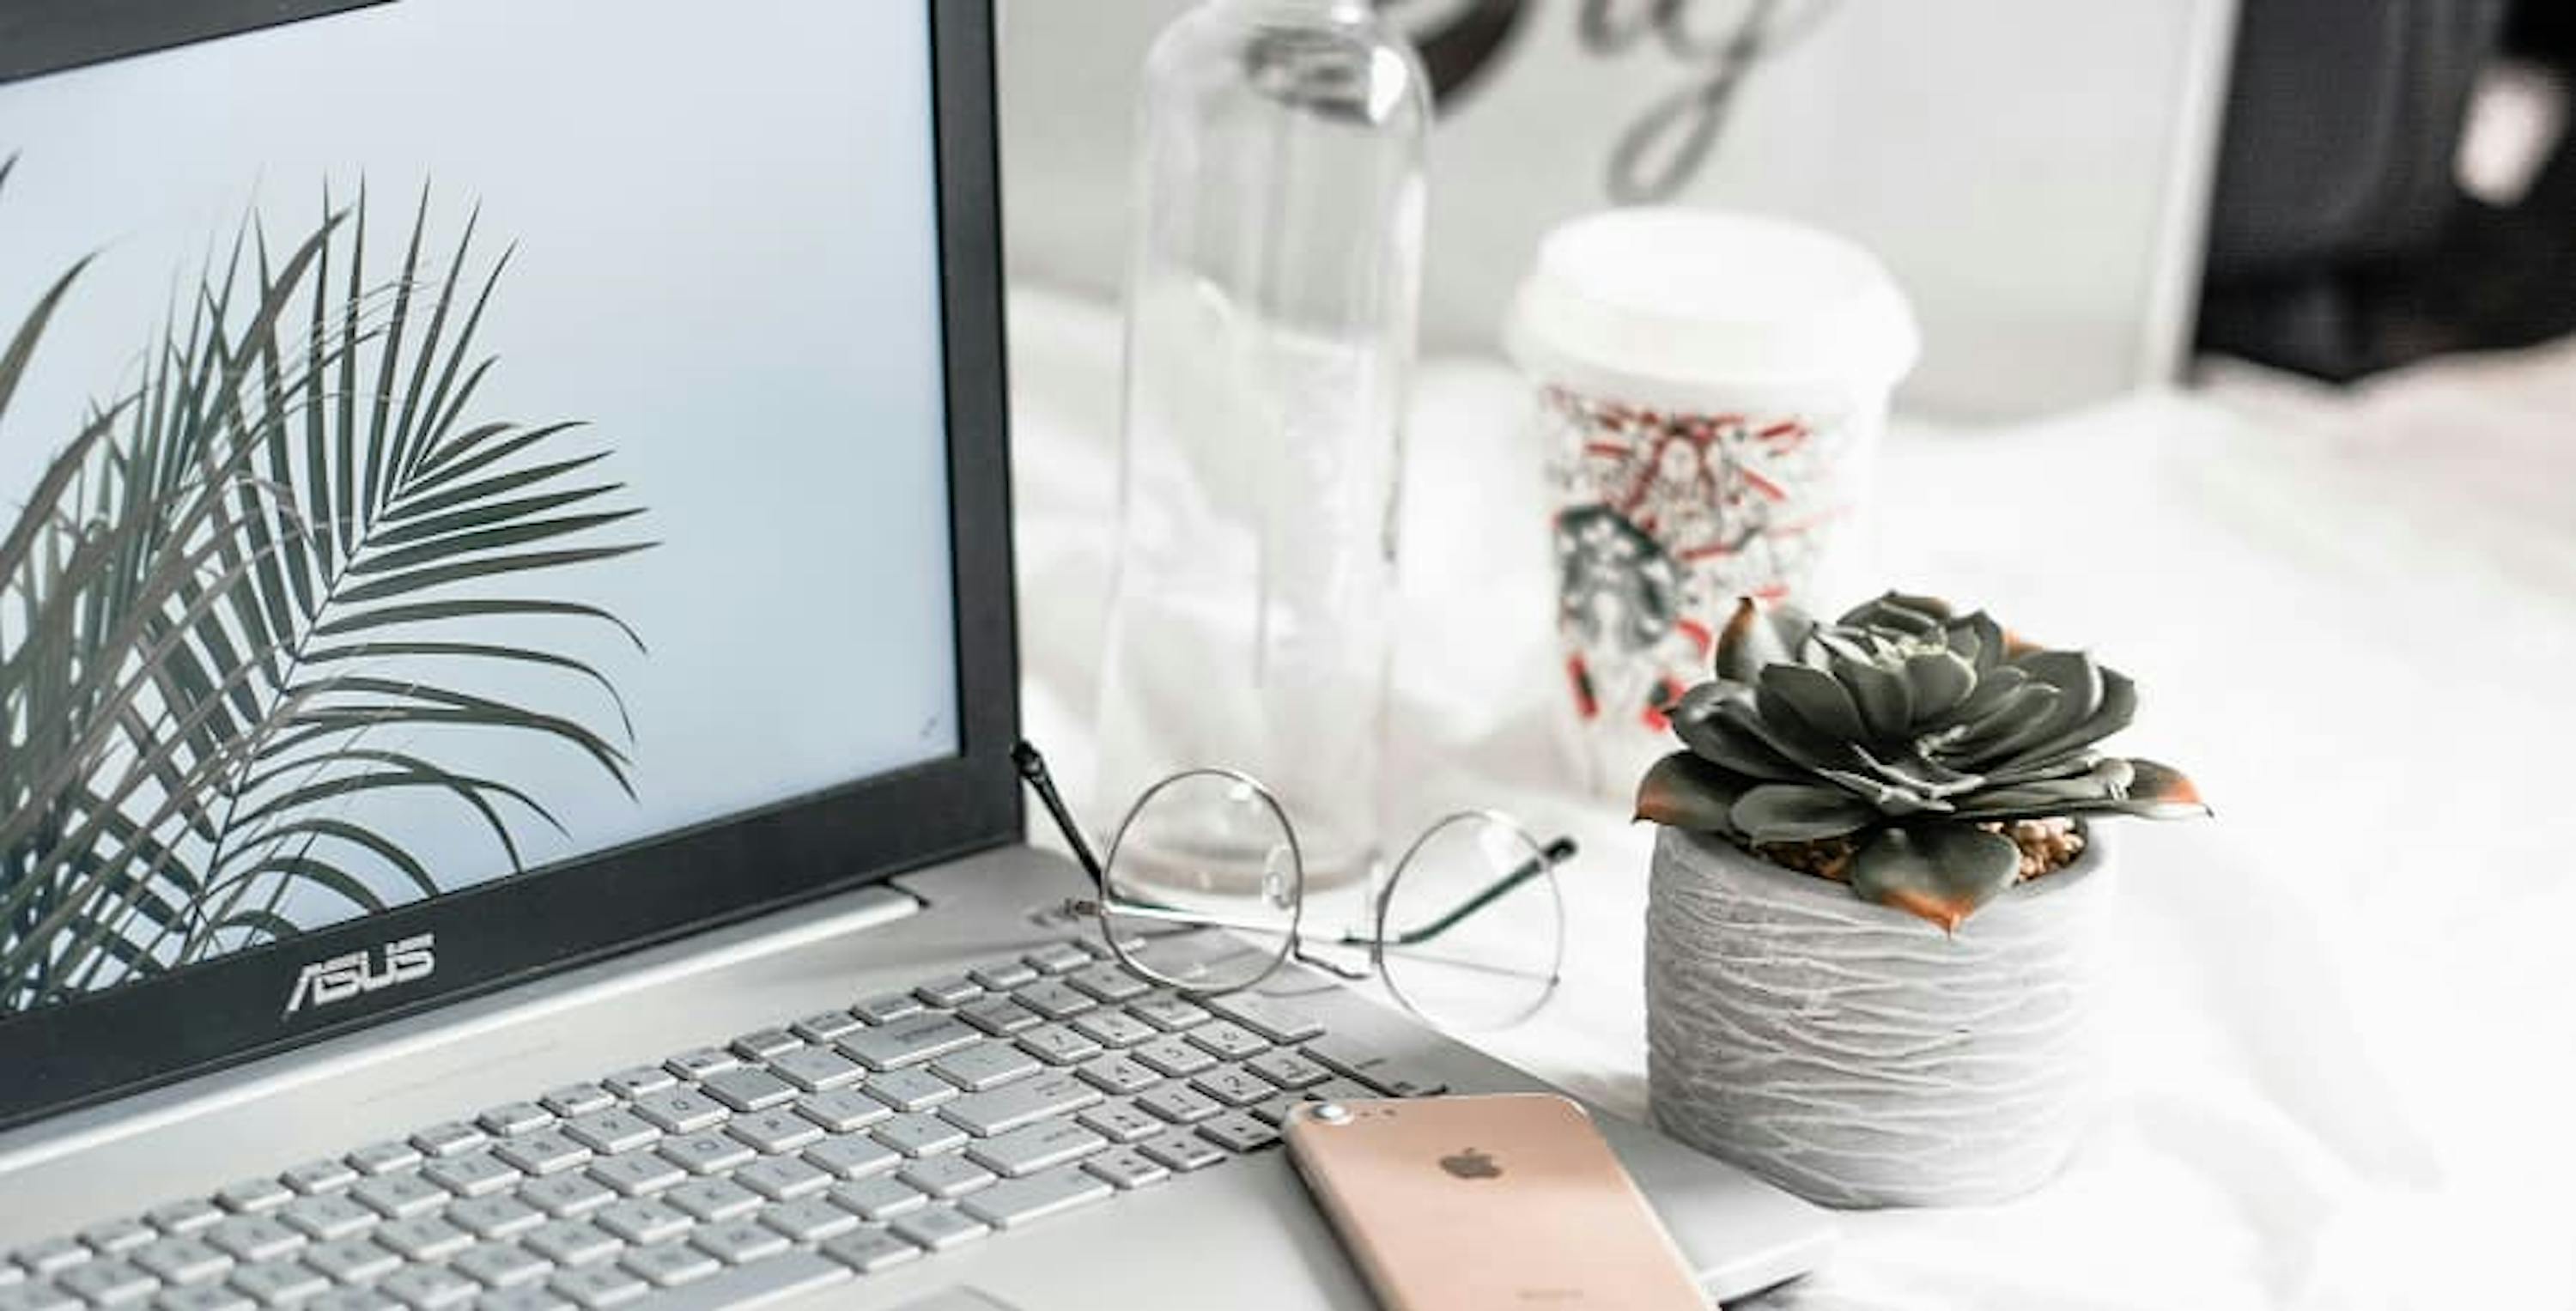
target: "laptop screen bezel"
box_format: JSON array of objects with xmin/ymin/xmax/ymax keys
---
[{"xmin": 0, "ymin": 0, "xmax": 1021, "ymax": 1132}]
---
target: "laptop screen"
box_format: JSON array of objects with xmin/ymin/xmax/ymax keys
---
[{"xmin": 0, "ymin": 0, "xmax": 966, "ymax": 1026}]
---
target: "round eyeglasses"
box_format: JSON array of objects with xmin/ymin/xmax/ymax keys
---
[{"xmin": 1014, "ymin": 742, "xmax": 1574, "ymax": 1032}]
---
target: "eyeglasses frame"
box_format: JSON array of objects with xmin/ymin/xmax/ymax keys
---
[{"xmin": 1012, "ymin": 740, "xmax": 1575, "ymax": 1028}]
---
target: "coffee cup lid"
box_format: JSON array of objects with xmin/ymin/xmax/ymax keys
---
[{"xmin": 1506, "ymin": 208, "xmax": 1919, "ymax": 398}]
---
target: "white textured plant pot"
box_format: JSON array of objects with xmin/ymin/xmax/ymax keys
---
[{"xmin": 1646, "ymin": 826, "xmax": 2111, "ymax": 1208}]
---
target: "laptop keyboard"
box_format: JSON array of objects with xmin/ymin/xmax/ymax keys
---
[{"xmin": 0, "ymin": 940, "xmax": 1449, "ymax": 1311}]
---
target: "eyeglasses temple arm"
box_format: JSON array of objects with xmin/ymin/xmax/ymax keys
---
[
  {"xmin": 1349, "ymin": 835, "xmax": 1577, "ymax": 950},
  {"xmin": 1291, "ymin": 944, "xmax": 1372, "ymax": 983},
  {"xmin": 1013, "ymin": 740, "xmax": 1107, "ymax": 892}
]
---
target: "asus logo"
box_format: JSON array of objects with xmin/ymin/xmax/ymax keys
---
[{"xmin": 283, "ymin": 933, "xmax": 436, "ymax": 1017}]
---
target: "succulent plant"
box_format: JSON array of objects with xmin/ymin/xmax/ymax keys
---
[{"xmin": 1636, "ymin": 592, "xmax": 2205, "ymax": 930}]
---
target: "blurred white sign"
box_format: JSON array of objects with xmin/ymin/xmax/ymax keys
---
[{"xmin": 1000, "ymin": 0, "xmax": 2237, "ymax": 419}]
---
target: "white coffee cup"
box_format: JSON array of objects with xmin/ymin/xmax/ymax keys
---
[{"xmin": 1505, "ymin": 208, "xmax": 1919, "ymax": 794}]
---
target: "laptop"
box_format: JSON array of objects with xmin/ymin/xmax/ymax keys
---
[{"xmin": 0, "ymin": 3, "xmax": 1833, "ymax": 1308}]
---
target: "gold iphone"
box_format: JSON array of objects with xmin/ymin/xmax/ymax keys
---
[{"xmin": 1284, "ymin": 1093, "xmax": 1708, "ymax": 1311}]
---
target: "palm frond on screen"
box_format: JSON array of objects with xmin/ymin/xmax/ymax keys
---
[{"xmin": 0, "ymin": 166, "xmax": 652, "ymax": 1011}]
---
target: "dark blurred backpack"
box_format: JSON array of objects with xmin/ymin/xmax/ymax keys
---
[{"xmin": 2197, "ymin": 0, "xmax": 2576, "ymax": 379}]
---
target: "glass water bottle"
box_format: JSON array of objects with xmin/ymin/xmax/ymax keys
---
[{"xmin": 1092, "ymin": 0, "xmax": 1431, "ymax": 895}]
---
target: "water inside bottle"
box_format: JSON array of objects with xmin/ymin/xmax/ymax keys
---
[{"xmin": 1094, "ymin": 0, "xmax": 1427, "ymax": 906}]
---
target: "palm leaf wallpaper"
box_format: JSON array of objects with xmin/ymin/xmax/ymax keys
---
[{"xmin": 0, "ymin": 157, "xmax": 653, "ymax": 1013}]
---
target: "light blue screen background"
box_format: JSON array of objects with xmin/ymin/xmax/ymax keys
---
[{"xmin": 0, "ymin": 0, "xmax": 960, "ymax": 964}]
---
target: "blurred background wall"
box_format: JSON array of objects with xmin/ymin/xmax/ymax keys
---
[{"xmin": 998, "ymin": 0, "xmax": 2238, "ymax": 421}]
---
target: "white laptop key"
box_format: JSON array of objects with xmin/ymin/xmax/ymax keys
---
[
  {"xmin": 1136, "ymin": 1132, "xmax": 1226, "ymax": 1174},
  {"xmin": 221, "ymin": 1260, "xmax": 324, "ymax": 1308},
  {"xmin": 348, "ymin": 1177, "xmax": 444, "ymax": 1222},
  {"xmin": 13, "ymin": 1241, "xmax": 87, "ymax": 1276},
  {"xmin": 800, "ymin": 1137, "xmax": 900, "ymax": 1181},
  {"xmin": 627, "ymin": 1092, "xmax": 725, "ymax": 1137},
  {"xmin": 446, "ymin": 1199, "xmax": 542, "ymax": 1243},
  {"xmin": 142, "ymin": 1206, "xmax": 222, "ymax": 1239},
  {"xmin": 1080, "ymin": 1148, "xmax": 1172, "ymax": 1191},
  {"xmin": 822, "ymin": 1177, "xmax": 924, "ymax": 1224},
  {"xmin": 720, "ymin": 1113, "xmax": 820, "ymax": 1157},
  {"xmin": 787, "ymin": 1092, "xmax": 889, "ymax": 1136},
  {"xmin": 850, "ymin": 993, "xmax": 922, "ymax": 1026},
  {"xmin": 589, "ymin": 1203, "xmax": 688, "ymax": 1249},
  {"xmin": 1300, "ymin": 1035, "xmax": 1451, "ymax": 1098},
  {"xmin": 598, "ymin": 1070, "xmax": 676, "ymax": 1102},
  {"xmin": 197, "ymin": 1223, "xmax": 298, "ymax": 1267},
  {"xmin": 957, "ymin": 1166, "xmax": 1114, "ymax": 1229},
  {"xmin": 870, "ymin": 1116, "xmax": 966, "ymax": 1159},
  {"xmin": 271, "ymin": 1197, "xmax": 370, "ymax": 1244},
  {"xmin": 342, "ymin": 1146, "xmax": 420, "ymax": 1179},
  {"xmin": 892, "ymin": 1156, "xmax": 993, "ymax": 1201},
  {"xmin": 212, "ymin": 1183, "xmax": 289, "ymax": 1217},
  {"xmin": 642, "ymin": 1252, "xmax": 847, "ymax": 1311},
  {"xmin": 615, "ymin": 1242, "xmax": 714, "ymax": 1291},
  {"xmin": 786, "ymin": 1013, "xmax": 863, "ymax": 1045},
  {"xmin": 77, "ymin": 1226, "xmax": 150, "ymax": 1257},
  {"xmin": 1200, "ymin": 993, "xmax": 1327, "ymax": 1045},
  {"xmin": 927, "ymin": 1042, "xmax": 1041, "ymax": 1093},
  {"xmin": 762, "ymin": 1050, "xmax": 860, "ymax": 1095},
  {"xmin": 885, "ymin": 1209, "xmax": 986, "ymax": 1253},
  {"xmin": 583, "ymin": 1154, "xmax": 683, "ymax": 1200},
  {"xmin": 560, "ymin": 1113, "xmax": 659, "ymax": 1158},
  {"xmin": 852, "ymin": 1071, "xmax": 952, "ymax": 1114},
  {"xmin": 817, "ymin": 1227, "xmax": 921, "ymax": 1275},
  {"xmin": 473, "ymin": 1106, "xmax": 552, "ymax": 1138},
  {"xmin": 56, "ymin": 1259, "xmax": 155, "ymax": 1307},
  {"xmin": 695, "ymin": 1071, "xmax": 793, "ymax": 1116},
  {"xmin": 660, "ymin": 1051, "xmax": 738, "ymax": 1083},
  {"xmin": 725, "ymin": 1031, "xmax": 800, "ymax": 1063},
  {"xmin": 544, "ymin": 1265, "xmax": 644, "ymax": 1311},
  {"xmin": 967, "ymin": 1122, "xmax": 1106, "ymax": 1178},
  {"xmin": 836, "ymin": 1017, "xmax": 979, "ymax": 1071},
  {"xmin": 149, "ymin": 1286, "xmax": 247, "ymax": 1311},
  {"xmin": 684, "ymin": 1221, "xmax": 787, "ymax": 1268},
  {"xmin": 751, "ymin": 1200, "xmax": 854, "ymax": 1246},
  {"xmin": 405, "ymin": 1126, "xmax": 486, "ymax": 1161},
  {"xmin": 538, "ymin": 1087, "xmax": 616, "ymax": 1120}
]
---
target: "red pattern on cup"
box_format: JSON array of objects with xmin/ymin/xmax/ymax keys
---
[{"xmin": 1543, "ymin": 385, "xmax": 1864, "ymax": 728}]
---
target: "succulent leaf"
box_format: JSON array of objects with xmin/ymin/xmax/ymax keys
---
[
  {"xmin": 1902, "ymin": 651, "xmax": 1977, "ymax": 719},
  {"xmin": 1674, "ymin": 689, "xmax": 1804, "ymax": 781},
  {"xmin": 1758, "ymin": 664, "xmax": 1869, "ymax": 744},
  {"xmin": 1949, "ymin": 610, "xmax": 2004, "ymax": 671},
  {"xmin": 1942, "ymin": 662, "xmax": 2031, "ymax": 725},
  {"xmin": 1715, "ymin": 598, "xmax": 1813, "ymax": 683},
  {"xmin": 1850, "ymin": 825, "xmax": 2023, "ymax": 932},
  {"xmin": 1712, "ymin": 696, "xmax": 1845, "ymax": 774},
  {"xmin": 1945, "ymin": 758, "xmax": 2133, "ymax": 817},
  {"xmin": 1946, "ymin": 683, "xmax": 2063, "ymax": 756},
  {"xmin": 1816, "ymin": 768, "xmax": 1958, "ymax": 816},
  {"xmin": 1847, "ymin": 744, "xmax": 1983, "ymax": 797},
  {"xmin": 2001, "ymin": 667, "xmax": 2137, "ymax": 773},
  {"xmin": 1634, "ymin": 752, "xmax": 1748, "ymax": 834},
  {"xmin": 2113, "ymin": 758, "xmax": 2208, "ymax": 816},
  {"xmin": 1831, "ymin": 653, "xmax": 1913, "ymax": 739},
  {"xmin": 1730, "ymin": 784, "xmax": 1880, "ymax": 842},
  {"xmin": 1841, "ymin": 592, "xmax": 1952, "ymax": 633}
]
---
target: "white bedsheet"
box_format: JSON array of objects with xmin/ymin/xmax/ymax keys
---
[{"xmin": 1003, "ymin": 288, "xmax": 2575, "ymax": 1309}]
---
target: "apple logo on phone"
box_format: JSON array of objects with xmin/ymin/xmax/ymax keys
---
[{"xmin": 1439, "ymin": 1147, "xmax": 1503, "ymax": 1181}]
